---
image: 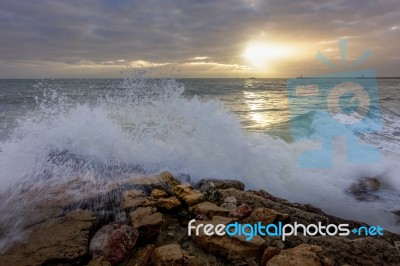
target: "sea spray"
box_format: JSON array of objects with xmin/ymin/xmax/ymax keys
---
[{"xmin": 0, "ymin": 76, "xmax": 399, "ymax": 252}]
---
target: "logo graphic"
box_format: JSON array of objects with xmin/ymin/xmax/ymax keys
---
[{"xmin": 286, "ymin": 39, "xmax": 382, "ymax": 168}]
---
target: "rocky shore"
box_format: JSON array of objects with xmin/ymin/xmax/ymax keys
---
[{"xmin": 0, "ymin": 171, "xmax": 399, "ymax": 266}]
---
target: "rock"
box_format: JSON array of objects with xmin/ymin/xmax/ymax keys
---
[
  {"xmin": 197, "ymin": 179, "xmax": 245, "ymax": 191},
  {"xmin": 129, "ymin": 207, "xmax": 164, "ymax": 239},
  {"xmin": 190, "ymin": 216, "xmax": 264, "ymax": 265},
  {"xmin": 89, "ymin": 223, "xmax": 139, "ymax": 265},
  {"xmin": 233, "ymin": 204, "xmax": 253, "ymax": 219},
  {"xmin": 174, "ymin": 184, "xmax": 205, "ymax": 206},
  {"xmin": 199, "ymin": 187, "xmax": 223, "ymax": 204},
  {"xmin": 152, "ymin": 244, "xmax": 198, "ymax": 266},
  {"xmin": 129, "ymin": 171, "xmax": 181, "ymax": 194},
  {"xmin": 156, "ymin": 196, "xmax": 182, "ymax": 210},
  {"xmin": 348, "ymin": 177, "xmax": 380, "ymax": 201},
  {"xmin": 88, "ymin": 256, "xmax": 112, "ymax": 266},
  {"xmin": 218, "ymin": 188, "xmax": 330, "ymax": 225},
  {"xmin": 285, "ymin": 235, "xmax": 400, "ymax": 266},
  {"xmin": 151, "ymin": 189, "xmax": 168, "ymax": 199},
  {"xmin": 260, "ymin": 247, "xmax": 281, "ymax": 266},
  {"xmin": 195, "ymin": 214, "xmax": 209, "ymax": 221},
  {"xmin": 122, "ymin": 190, "xmax": 155, "ymax": 211},
  {"xmin": 0, "ymin": 210, "xmax": 96, "ymax": 266},
  {"xmin": 267, "ymin": 244, "xmax": 333, "ymax": 266},
  {"xmin": 245, "ymin": 207, "xmax": 289, "ymax": 224},
  {"xmin": 189, "ymin": 202, "xmax": 230, "ymax": 219},
  {"xmin": 124, "ymin": 244, "xmax": 155, "ymax": 266},
  {"xmin": 220, "ymin": 196, "xmax": 237, "ymax": 212},
  {"xmin": 394, "ymin": 241, "xmax": 400, "ymax": 249}
]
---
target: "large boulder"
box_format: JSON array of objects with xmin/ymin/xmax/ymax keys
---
[
  {"xmin": 89, "ymin": 223, "xmax": 139, "ymax": 265},
  {"xmin": 266, "ymin": 244, "xmax": 333, "ymax": 266},
  {"xmin": 0, "ymin": 210, "xmax": 96, "ymax": 266},
  {"xmin": 127, "ymin": 171, "xmax": 181, "ymax": 194},
  {"xmin": 152, "ymin": 244, "xmax": 198, "ymax": 266},
  {"xmin": 174, "ymin": 184, "xmax": 205, "ymax": 206}
]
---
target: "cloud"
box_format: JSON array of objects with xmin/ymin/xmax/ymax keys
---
[{"xmin": 0, "ymin": 0, "xmax": 399, "ymax": 77}]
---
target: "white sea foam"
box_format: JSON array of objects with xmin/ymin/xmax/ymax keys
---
[{"xmin": 0, "ymin": 77, "xmax": 399, "ymax": 251}]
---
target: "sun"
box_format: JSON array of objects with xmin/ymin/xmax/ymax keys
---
[{"xmin": 244, "ymin": 42, "xmax": 293, "ymax": 68}]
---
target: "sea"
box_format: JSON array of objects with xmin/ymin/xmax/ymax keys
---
[{"xmin": 0, "ymin": 76, "xmax": 399, "ymax": 249}]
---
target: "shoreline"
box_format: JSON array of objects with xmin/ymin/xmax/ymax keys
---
[{"xmin": 0, "ymin": 171, "xmax": 399, "ymax": 265}]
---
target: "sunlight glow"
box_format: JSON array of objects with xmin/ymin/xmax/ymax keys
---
[{"xmin": 244, "ymin": 42, "xmax": 294, "ymax": 68}]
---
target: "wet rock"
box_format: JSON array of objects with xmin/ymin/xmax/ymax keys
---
[
  {"xmin": 151, "ymin": 189, "xmax": 168, "ymax": 199},
  {"xmin": 88, "ymin": 256, "xmax": 112, "ymax": 266},
  {"xmin": 348, "ymin": 177, "xmax": 380, "ymax": 201},
  {"xmin": 244, "ymin": 207, "xmax": 289, "ymax": 224},
  {"xmin": 218, "ymin": 189, "xmax": 328, "ymax": 225},
  {"xmin": 174, "ymin": 184, "xmax": 205, "ymax": 206},
  {"xmin": 260, "ymin": 247, "xmax": 281, "ymax": 266},
  {"xmin": 189, "ymin": 202, "xmax": 230, "ymax": 219},
  {"xmin": 89, "ymin": 223, "xmax": 139, "ymax": 265},
  {"xmin": 156, "ymin": 196, "xmax": 182, "ymax": 210},
  {"xmin": 190, "ymin": 216, "xmax": 264, "ymax": 265},
  {"xmin": 129, "ymin": 207, "xmax": 164, "ymax": 239},
  {"xmin": 197, "ymin": 179, "xmax": 245, "ymax": 191},
  {"xmin": 200, "ymin": 188, "xmax": 223, "ymax": 204},
  {"xmin": 122, "ymin": 190, "xmax": 155, "ymax": 211},
  {"xmin": 233, "ymin": 204, "xmax": 253, "ymax": 219},
  {"xmin": 285, "ymin": 235, "xmax": 400, "ymax": 266},
  {"xmin": 128, "ymin": 171, "xmax": 181, "ymax": 194},
  {"xmin": 123, "ymin": 244, "xmax": 155, "ymax": 266},
  {"xmin": 266, "ymin": 244, "xmax": 333, "ymax": 266},
  {"xmin": 152, "ymin": 244, "xmax": 198, "ymax": 266},
  {"xmin": 0, "ymin": 210, "xmax": 96, "ymax": 266}
]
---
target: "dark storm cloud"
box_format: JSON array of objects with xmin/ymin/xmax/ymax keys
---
[{"xmin": 0, "ymin": 0, "xmax": 399, "ymax": 77}]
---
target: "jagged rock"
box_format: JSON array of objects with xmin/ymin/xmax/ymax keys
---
[
  {"xmin": 218, "ymin": 189, "xmax": 329, "ymax": 225},
  {"xmin": 129, "ymin": 207, "xmax": 163, "ymax": 239},
  {"xmin": 285, "ymin": 235, "xmax": 400, "ymax": 265},
  {"xmin": 174, "ymin": 184, "xmax": 205, "ymax": 206},
  {"xmin": 151, "ymin": 189, "xmax": 168, "ymax": 199},
  {"xmin": 128, "ymin": 171, "xmax": 181, "ymax": 194},
  {"xmin": 88, "ymin": 256, "xmax": 112, "ymax": 266},
  {"xmin": 152, "ymin": 244, "xmax": 198, "ymax": 266},
  {"xmin": 260, "ymin": 247, "xmax": 281, "ymax": 266},
  {"xmin": 156, "ymin": 196, "xmax": 182, "ymax": 210},
  {"xmin": 0, "ymin": 210, "xmax": 96, "ymax": 266},
  {"xmin": 197, "ymin": 179, "xmax": 245, "ymax": 191},
  {"xmin": 123, "ymin": 244, "xmax": 155, "ymax": 266},
  {"xmin": 89, "ymin": 223, "xmax": 139, "ymax": 265},
  {"xmin": 232, "ymin": 204, "xmax": 253, "ymax": 219},
  {"xmin": 348, "ymin": 177, "xmax": 380, "ymax": 201},
  {"xmin": 190, "ymin": 216, "xmax": 264, "ymax": 265},
  {"xmin": 189, "ymin": 202, "xmax": 230, "ymax": 219},
  {"xmin": 267, "ymin": 244, "xmax": 333, "ymax": 266},
  {"xmin": 244, "ymin": 207, "xmax": 289, "ymax": 224},
  {"xmin": 122, "ymin": 190, "xmax": 155, "ymax": 211}
]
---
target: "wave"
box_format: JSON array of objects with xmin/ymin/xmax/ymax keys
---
[{"xmin": 0, "ymin": 77, "xmax": 399, "ymax": 251}]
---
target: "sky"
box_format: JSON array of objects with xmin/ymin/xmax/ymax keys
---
[{"xmin": 0, "ymin": 0, "xmax": 399, "ymax": 78}]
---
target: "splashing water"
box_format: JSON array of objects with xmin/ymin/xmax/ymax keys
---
[{"xmin": 0, "ymin": 76, "xmax": 399, "ymax": 252}]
